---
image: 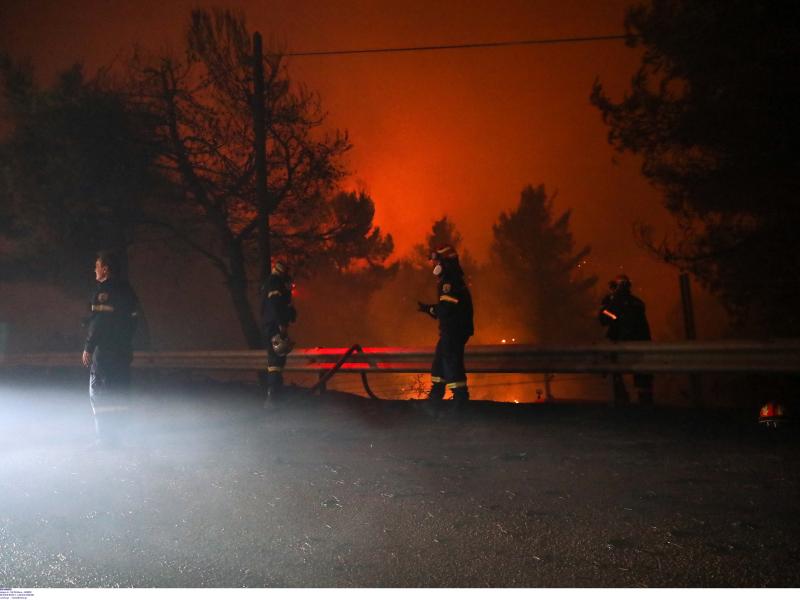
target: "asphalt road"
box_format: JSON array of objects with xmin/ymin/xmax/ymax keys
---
[{"xmin": 1, "ymin": 377, "xmax": 798, "ymax": 587}]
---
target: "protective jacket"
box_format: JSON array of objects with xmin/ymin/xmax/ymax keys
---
[
  {"xmin": 598, "ymin": 291, "xmax": 651, "ymax": 342},
  {"xmin": 425, "ymin": 275, "xmax": 474, "ymax": 340},
  {"xmin": 261, "ymin": 272, "xmax": 297, "ymax": 332},
  {"xmin": 84, "ymin": 278, "xmax": 140, "ymax": 356}
]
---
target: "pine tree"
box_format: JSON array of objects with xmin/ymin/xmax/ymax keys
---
[
  {"xmin": 488, "ymin": 185, "xmax": 597, "ymax": 343},
  {"xmin": 591, "ymin": 0, "xmax": 800, "ymax": 335}
]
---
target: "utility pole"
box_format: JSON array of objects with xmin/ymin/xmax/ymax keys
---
[
  {"xmin": 679, "ymin": 271, "xmax": 697, "ymax": 341},
  {"xmin": 253, "ymin": 31, "xmax": 270, "ymax": 289},
  {"xmin": 679, "ymin": 271, "xmax": 702, "ymax": 407},
  {"xmin": 253, "ymin": 32, "xmax": 271, "ymax": 388}
]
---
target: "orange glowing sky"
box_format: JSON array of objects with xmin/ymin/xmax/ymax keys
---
[{"xmin": 2, "ymin": 0, "xmax": 707, "ymax": 337}]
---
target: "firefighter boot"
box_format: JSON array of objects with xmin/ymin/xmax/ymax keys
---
[
  {"xmin": 424, "ymin": 382, "xmax": 446, "ymax": 416},
  {"xmin": 611, "ymin": 374, "xmax": 630, "ymax": 407},
  {"xmin": 452, "ymin": 386, "xmax": 470, "ymax": 412},
  {"xmin": 264, "ymin": 384, "xmax": 286, "ymax": 410},
  {"xmin": 266, "ymin": 370, "xmax": 285, "ymax": 405},
  {"xmin": 263, "ymin": 387, "xmax": 275, "ymax": 410},
  {"xmin": 89, "ymin": 414, "xmax": 121, "ymax": 450},
  {"xmin": 263, "ymin": 370, "xmax": 284, "ymax": 409},
  {"xmin": 634, "ymin": 374, "xmax": 654, "ymax": 406}
]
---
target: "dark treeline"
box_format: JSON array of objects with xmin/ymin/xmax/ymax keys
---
[
  {"xmin": 297, "ymin": 188, "xmax": 598, "ymax": 349},
  {"xmin": 3, "ymin": 1, "xmax": 797, "ymax": 351},
  {"xmin": 592, "ymin": 0, "xmax": 800, "ymax": 337},
  {"xmin": 1, "ymin": 10, "xmax": 392, "ymax": 350},
  {"xmin": 0, "ymin": 8, "xmax": 599, "ymax": 351}
]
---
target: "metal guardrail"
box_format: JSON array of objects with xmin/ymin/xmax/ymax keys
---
[
  {"xmin": 2, "ymin": 341, "xmax": 800, "ymax": 374},
  {"xmin": 308, "ymin": 344, "xmax": 381, "ymax": 400}
]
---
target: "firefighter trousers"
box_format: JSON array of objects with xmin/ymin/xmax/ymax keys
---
[
  {"xmin": 611, "ymin": 372, "xmax": 654, "ymax": 406},
  {"xmin": 89, "ymin": 348, "xmax": 132, "ymax": 444},
  {"xmin": 428, "ymin": 333, "xmax": 470, "ymax": 409},
  {"xmin": 263, "ymin": 323, "xmax": 287, "ymax": 398}
]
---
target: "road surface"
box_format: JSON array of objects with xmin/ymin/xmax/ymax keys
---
[{"xmin": 1, "ymin": 376, "xmax": 798, "ymax": 587}]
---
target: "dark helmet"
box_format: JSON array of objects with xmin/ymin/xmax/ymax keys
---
[{"xmin": 610, "ymin": 274, "xmax": 632, "ymax": 293}]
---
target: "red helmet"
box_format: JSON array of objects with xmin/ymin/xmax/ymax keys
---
[{"xmin": 759, "ymin": 402, "xmax": 787, "ymax": 428}]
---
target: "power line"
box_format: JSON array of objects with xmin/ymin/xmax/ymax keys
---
[{"xmin": 285, "ymin": 34, "xmax": 631, "ymax": 58}]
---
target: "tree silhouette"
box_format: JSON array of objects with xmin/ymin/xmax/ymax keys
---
[
  {"xmin": 488, "ymin": 185, "xmax": 597, "ymax": 343},
  {"xmin": 125, "ymin": 9, "xmax": 392, "ymax": 347},
  {"xmin": 363, "ymin": 217, "xmax": 476, "ymax": 346},
  {"xmin": 0, "ymin": 58, "xmax": 159, "ymax": 288},
  {"xmin": 410, "ymin": 216, "xmax": 478, "ymax": 274},
  {"xmin": 591, "ymin": 0, "xmax": 800, "ymax": 336}
]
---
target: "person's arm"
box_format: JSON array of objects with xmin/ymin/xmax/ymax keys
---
[
  {"xmin": 264, "ymin": 278, "xmax": 293, "ymax": 329},
  {"xmin": 598, "ymin": 295, "xmax": 617, "ymax": 326},
  {"xmin": 83, "ymin": 307, "xmax": 105, "ymax": 366},
  {"xmin": 417, "ymin": 301, "xmax": 437, "ymax": 319},
  {"xmin": 275, "ymin": 295, "xmax": 293, "ymax": 328},
  {"xmin": 276, "ymin": 296, "xmax": 295, "ymax": 327}
]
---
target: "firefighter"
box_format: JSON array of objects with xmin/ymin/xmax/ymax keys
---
[
  {"xmin": 417, "ymin": 245, "xmax": 474, "ymax": 415},
  {"xmin": 81, "ymin": 250, "xmax": 140, "ymax": 448},
  {"xmin": 598, "ymin": 274, "xmax": 653, "ymax": 405},
  {"xmin": 261, "ymin": 260, "xmax": 297, "ymax": 404}
]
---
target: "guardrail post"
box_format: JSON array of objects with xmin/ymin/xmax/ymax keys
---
[
  {"xmin": 544, "ymin": 373, "xmax": 554, "ymax": 402},
  {"xmin": 308, "ymin": 344, "xmax": 382, "ymax": 400},
  {"xmin": 317, "ymin": 371, "xmax": 327, "ymax": 393},
  {"xmin": 680, "ymin": 272, "xmax": 703, "ymax": 408}
]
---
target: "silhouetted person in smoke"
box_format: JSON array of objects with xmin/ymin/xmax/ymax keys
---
[
  {"xmin": 81, "ymin": 250, "xmax": 141, "ymax": 448},
  {"xmin": 598, "ymin": 274, "xmax": 653, "ymax": 406},
  {"xmin": 417, "ymin": 245, "xmax": 474, "ymax": 416},
  {"xmin": 261, "ymin": 260, "xmax": 297, "ymax": 406}
]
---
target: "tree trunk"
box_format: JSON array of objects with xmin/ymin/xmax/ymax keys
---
[{"xmin": 225, "ymin": 238, "xmax": 263, "ymax": 349}]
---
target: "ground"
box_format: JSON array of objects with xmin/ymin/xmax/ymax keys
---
[{"xmin": 1, "ymin": 373, "xmax": 798, "ymax": 587}]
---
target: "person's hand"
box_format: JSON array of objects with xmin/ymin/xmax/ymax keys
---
[
  {"xmin": 81, "ymin": 350, "xmax": 91, "ymax": 368},
  {"xmin": 278, "ymin": 324, "xmax": 288, "ymax": 335}
]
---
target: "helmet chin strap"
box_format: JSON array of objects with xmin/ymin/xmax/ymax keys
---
[{"xmin": 432, "ymin": 264, "xmax": 443, "ymax": 276}]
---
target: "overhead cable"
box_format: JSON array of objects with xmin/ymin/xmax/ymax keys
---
[{"xmin": 285, "ymin": 34, "xmax": 631, "ymax": 58}]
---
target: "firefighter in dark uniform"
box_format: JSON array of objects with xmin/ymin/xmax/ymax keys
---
[
  {"xmin": 81, "ymin": 250, "xmax": 140, "ymax": 447},
  {"xmin": 417, "ymin": 245, "xmax": 474, "ymax": 414},
  {"xmin": 261, "ymin": 260, "xmax": 296, "ymax": 403},
  {"xmin": 598, "ymin": 274, "xmax": 653, "ymax": 405}
]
